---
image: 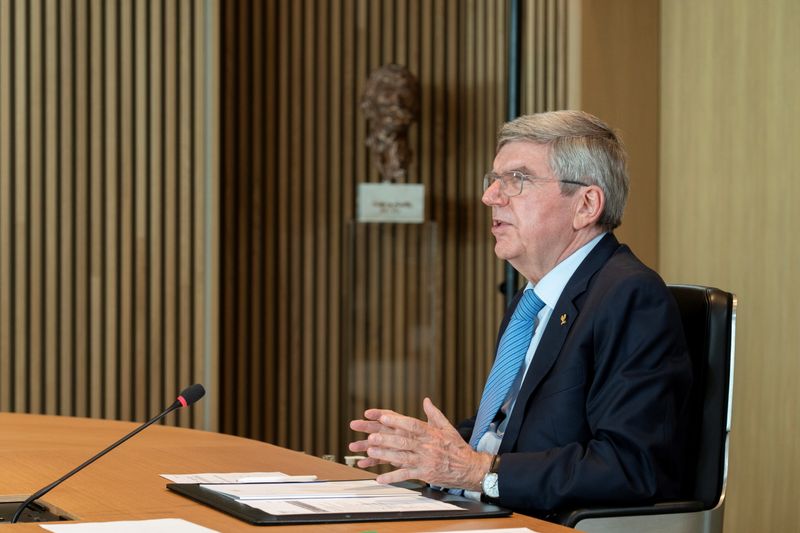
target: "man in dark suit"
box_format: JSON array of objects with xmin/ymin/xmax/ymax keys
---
[{"xmin": 349, "ymin": 110, "xmax": 692, "ymax": 517}]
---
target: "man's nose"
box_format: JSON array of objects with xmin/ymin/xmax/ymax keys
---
[{"xmin": 482, "ymin": 180, "xmax": 507, "ymax": 206}]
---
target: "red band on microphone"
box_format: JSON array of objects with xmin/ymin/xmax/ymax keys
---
[{"xmin": 178, "ymin": 396, "xmax": 188, "ymax": 408}]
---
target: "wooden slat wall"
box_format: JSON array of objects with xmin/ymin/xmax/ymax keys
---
[
  {"xmin": 0, "ymin": 0, "xmax": 218, "ymax": 429},
  {"xmin": 521, "ymin": 0, "xmax": 570, "ymax": 112},
  {"xmin": 220, "ymin": 0, "xmax": 570, "ymax": 459}
]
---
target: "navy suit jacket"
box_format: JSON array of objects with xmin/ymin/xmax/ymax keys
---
[{"xmin": 460, "ymin": 233, "xmax": 692, "ymax": 516}]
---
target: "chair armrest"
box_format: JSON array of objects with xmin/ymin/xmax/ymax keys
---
[{"xmin": 553, "ymin": 500, "xmax": 706, "ymax": 527}]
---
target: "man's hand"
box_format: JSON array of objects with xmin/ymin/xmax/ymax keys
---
[{"xmin": 348, "ymin": 397, "xmax": 493, "ymax": 491}]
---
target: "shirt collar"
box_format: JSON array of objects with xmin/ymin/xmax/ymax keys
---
[{"xmin": 525, "ymin": 232, "xmax": 607, "ymax": 309}]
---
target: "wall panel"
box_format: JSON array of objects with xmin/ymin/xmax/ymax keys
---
[
  {"xmin": 661, "ymin": 1, "xmax": 800, "ymax": 531},
  {"xmin": 574, "ymin": 0, "xmax": 660, "ymax": 269},
  {"xmin": 220, "ymin": 0, "xmax": 571, "ymax": 460},
  {"xmin": 0, "ymin": 0, "xmax": 218, "ymax": 429}
]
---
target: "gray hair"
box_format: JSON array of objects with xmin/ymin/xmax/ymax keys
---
[{"xmin": 497, "ymin": 110, "xmax": 629, "ymax": 230}]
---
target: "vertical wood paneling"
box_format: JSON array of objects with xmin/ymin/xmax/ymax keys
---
[
  {"xmin": 103, "ymin": 0, "xmax": 119, "ymax": 418},
  {"xmin": 326, "ymin": 0, "xmax": 343, "ymax": 456},
  {"xmin": 287, "ymin": 0, "xmax": 303, "ymax": 451},
  {"xmin": 194, "ymin": 0, "xmax": 216, "ymax": 431},
  {"xmin": 88, "ymin": 0, "xmax": 103, "ymax": 418},
  {"xmin": 249, "ymin": 0, "xmax": 264, "ymax": 442},
  {"xmin": 177, "ymin": 0, "xmax": 194, "ymax": 428},
  {"xmin": 0, "ymin": 0, "xmax": 217, "ymax": 430},
  {"xmin": 58, "ymin": 0, "xmax": 74, "ymax": 415},
  {"xmin": 14, "ymin": 0, "xmax": 28, "ymax": 412},
  {"xmin": 521, "ymin": 0, "xmax": 570, "ymax": 112},
  {"xmin": 220, "ymin": 0, "xmax": 571, "ymax": 460},
  {"xmin": 43, "ymin": 0, "xmax": 58, "ymax": 413},
  {"xmin": 0, "ymin": 0, "xmax": 12, "ymax": 410},
  {"xmin": 161, "ymin": 0, "xmax": 177, "ymax": 422},
  {"xmin": 74, "ymin": 0, "xmax": 88, "ymax": 418},
  {"xmin": 301, "ymin": 0, "xmax": 315, "ymax": 456},
  {"xmin": 147, "ymin": 0, "xmax": 162, "ymax": 421},
  {"xmin": 313, "ymin": 0, "xmax": 329, "ymax": 454},
  {"xmin": 460, "ymin": 0, "xmax": 477, "ymax": 415},
  {"xmin": 444, "ymin": 0, "xmax": 462, "ymax": 412},
  {"xmin": 274, "ymin": 0, "xmax": 290, "ymax": 445},
  {"xmin": 29, "ymin": 0, "xmax": 42, "ymax": 415}
]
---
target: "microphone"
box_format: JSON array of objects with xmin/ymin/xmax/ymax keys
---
[{"xmin": 10, "ymin": 384, "xmax": 206, "ymax": 524}]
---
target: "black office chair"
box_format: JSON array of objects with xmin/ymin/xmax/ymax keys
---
[{"xmin": 558, "ymin": 285, "xmax": 736, "ymax": 533}]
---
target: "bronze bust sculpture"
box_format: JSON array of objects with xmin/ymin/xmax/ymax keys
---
[{"xmin": 360, "ymin": 64, "xmax": 420, "ymax": 182}]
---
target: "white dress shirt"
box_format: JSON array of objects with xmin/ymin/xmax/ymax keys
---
[{"xmin": 465, "ymin": 232, "xmax": 606, "ymax": 500}]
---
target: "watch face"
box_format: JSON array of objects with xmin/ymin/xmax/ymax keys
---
[{"xmin": 483, "ymin": 472, "xmax": 499, "ymax": 498}]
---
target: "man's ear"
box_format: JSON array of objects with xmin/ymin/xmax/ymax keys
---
[{"xmin": 573, "ymin": 185, "xmax": 605, "ymax": 230}]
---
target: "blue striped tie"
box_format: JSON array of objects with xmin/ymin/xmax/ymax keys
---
[{"xmin": 469, "ymin": 289, "xmax": 545, "ymax": 449}]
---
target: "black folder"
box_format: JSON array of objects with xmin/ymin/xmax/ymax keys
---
[{"xmin": 167, "ymin": 481, "xmax": 512, "ymax": 525}]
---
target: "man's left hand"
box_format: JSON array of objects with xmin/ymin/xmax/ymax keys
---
[{"xmin": 348, "ymin": 397, "xmax": 492, "ymax": 491}]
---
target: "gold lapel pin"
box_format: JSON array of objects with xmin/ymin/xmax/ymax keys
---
[{"xmin": 560, "ymin": 313, "xmax": 568, "ymax": 326}]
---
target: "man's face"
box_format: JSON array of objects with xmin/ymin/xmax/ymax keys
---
[{"xmin": 482, "ymin": 141, "xmax": 580, "ymax": 282}]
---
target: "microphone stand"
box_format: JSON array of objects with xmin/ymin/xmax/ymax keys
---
[{"xmin": 10, "ymin": 402, "xmax": 183, "ymax": 523}]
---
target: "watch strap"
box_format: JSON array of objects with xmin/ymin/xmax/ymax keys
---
[{"xmin": 489, "ymin": 453, "xmax": 501, "ymax": 473}]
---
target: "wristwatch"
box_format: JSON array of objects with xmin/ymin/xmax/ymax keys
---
[{"xmin": 481, "ymin": 455, "xmax": 501, "ymax": 498}]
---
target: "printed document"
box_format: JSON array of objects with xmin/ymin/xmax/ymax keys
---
[
  {"xmin": 202, "ymin": 479, "xmax": 415, "ymax": 500},
  {"xmin": 242, "ymin": 495, "xmax": 464, "ymax": 515},
  {"xmin": 40, "ymin": 518, "xmax": 218, "ymax": 533},
  {"xmin": 161, "ymin": 472, "xmax": 316, "ymax": 484}
]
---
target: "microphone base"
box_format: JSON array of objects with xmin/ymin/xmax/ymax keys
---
[{"xmin": 0, "ymin": 501, "xmax": 72, "ymax": 523}]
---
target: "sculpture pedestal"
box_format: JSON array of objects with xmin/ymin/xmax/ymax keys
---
[{"xmin": 343, "ymin": 220, "xmax": 441, "ymax": 453}]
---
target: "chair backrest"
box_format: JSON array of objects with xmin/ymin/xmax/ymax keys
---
[{"xmin": 668, "ymin": 285, "xmax": 736, "ymax": 509}]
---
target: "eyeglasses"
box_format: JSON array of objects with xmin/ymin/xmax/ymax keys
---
[{"xmin": 482, "ymin": 170, "xmax": 590, "ymax": 197}]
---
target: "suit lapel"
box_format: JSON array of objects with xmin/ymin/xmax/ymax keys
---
[{"xmin": 499, "ymin": 233, "xmax": 620, "ymax": 453}]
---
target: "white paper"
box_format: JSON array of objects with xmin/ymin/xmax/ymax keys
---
[
  {"xmin": 419, "ymin": 529, "xmax": 540, "ymax": 533},
  {"xmin": 202, "ymin": 479, "xmax": 417, "ymax": 500},
  {"xmin": 243, "ymin": 495, "xmax": 464, "ymax": 515},
  {"xmin": 160, "ymin": 472, "xmax": 292, "ymax": 484},
  {"xmin": 237, "ymin": 475, "xmax": 318, "ymax": 483},
  {"xmin": 39, "ymin": 518, "xmax": 219, "ymax": 533}
]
